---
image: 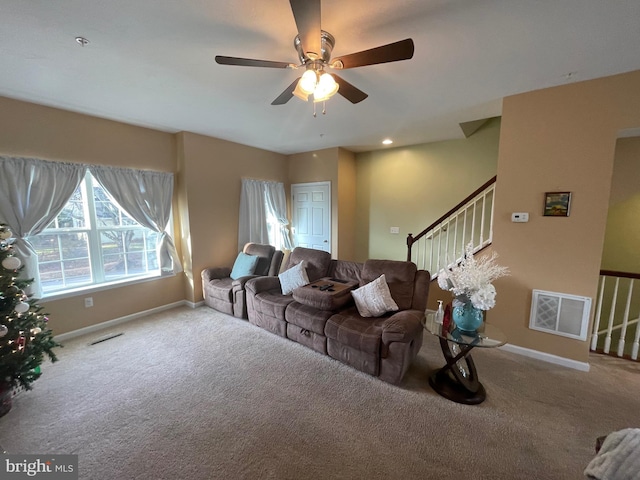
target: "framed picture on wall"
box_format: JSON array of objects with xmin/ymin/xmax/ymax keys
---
[{"xmin": 543, "ymin": 192, "xmax": 572, "ymax": 217}]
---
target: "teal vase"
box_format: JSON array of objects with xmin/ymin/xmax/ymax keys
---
[{"xmin": 452, "ymin": 302, "xmax": 484, "ymax": 333}]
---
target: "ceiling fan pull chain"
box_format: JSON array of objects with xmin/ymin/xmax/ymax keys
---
[
  {"xmin": 313, "ymin": 102, "xmax": 317, "ymax": 117},
  {"xmin": 322, "ymin": 101, "xmax": 326, "ymax": 115}
]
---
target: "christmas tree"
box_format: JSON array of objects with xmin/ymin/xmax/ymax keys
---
[{"xmin": 0, "ymin": 223, "xmax": 59, "ymax": 401}]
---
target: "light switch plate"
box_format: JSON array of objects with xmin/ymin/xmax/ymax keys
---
[{"xmin": 390, "ymin": 227, "xmax": 400, "ymax": 234}]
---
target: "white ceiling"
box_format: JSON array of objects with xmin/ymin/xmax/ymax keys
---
[{"xmin": 2, "ymin": 0, "xmax": 640, "ymax": 155}]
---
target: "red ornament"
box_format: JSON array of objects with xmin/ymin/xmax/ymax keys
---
[{"xmin": 442, "ymin": 303, "xmax": 452, "ymax": 332}]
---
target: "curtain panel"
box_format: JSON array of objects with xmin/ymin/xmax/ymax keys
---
[
  {"xmin": 238, "ymin": 178, "xmax": 270, "ymax": 251},
  {"xmin": 90, "ymin": 165, "xmax": 182, "ymax": 274},
  {"xmin": 238, "ymin": 178, "xmax": 293, "ymax": 251},
  {"xmin": 0, "ymin": 156, "xmax": 87, "ymax": 298},
  {"xmin": 263, "ymin": 181, "xmax": 293, "ymax": 250}
]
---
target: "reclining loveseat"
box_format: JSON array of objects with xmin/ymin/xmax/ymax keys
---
[
  {"xmin": 244, "ymin": 247, "xmax": 430, "ymax": 384},
  {"xmin": 201, "ymin": 243, "xmax": 283, "ymax": 319}
]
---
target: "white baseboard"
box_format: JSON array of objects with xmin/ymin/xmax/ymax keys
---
[
  {"xmin": 500, "ymin": 343, "xmax": 591, "ymax": 372},
  {"xmin": 54, "ymin": 300, "xmax": 196, "ymax": 343},
  {"xmin": 185, "ymin": 300, "xmax": 205, "ymax": 309}
]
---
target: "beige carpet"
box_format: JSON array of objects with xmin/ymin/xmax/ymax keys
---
[{"xmin": 1, "ymin": 306, "xmax": 638, "ymax": 480}]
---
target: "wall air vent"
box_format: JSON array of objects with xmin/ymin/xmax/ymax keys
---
[{"xmin": 529, "ymin": 289, "xmax": 592, "ymax": 341}]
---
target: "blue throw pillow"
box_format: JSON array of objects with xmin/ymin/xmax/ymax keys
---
[{"xmin": 230, "ymin": 252, "xmax": 259, "ymax": 280}]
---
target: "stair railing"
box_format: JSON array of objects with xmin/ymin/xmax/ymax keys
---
[
  {"xmin": 591, "ymin": 270, "xmax": 640, "ymax": 360},
  {"xmin": 407, "ymin": 176, "xmax": 496, "ymax": 278}
]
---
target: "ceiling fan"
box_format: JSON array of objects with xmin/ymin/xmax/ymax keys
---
[{"xmin": 215, "ymin": 0, "xmax": 415, "ymax": 109}]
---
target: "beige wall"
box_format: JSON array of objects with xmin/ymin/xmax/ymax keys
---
[
  {"xmin": 178, "ymin": 132, "xmax": 288, "ymax": 303},
  {"xmin": 608, "ymin": 137, "xmax": 640, "ymax": 206},
  {"xmin": 288, "ymin": 147, "xmax": 357, "ymax": 260},
  {"xmin": 354, "ymin": 118, "xmax": 500, "ymax": 263},
  {"xmin": 288, "ymin": 148, "xmax": 338, "ymax": 185},
  {"xmin": 0, "ymin": 97, "xmax": 175, "ymax": 171},
  {"xmin": 491, "ymin": 70, "xmax": 640, "ymax": 363},
  {"xmin": 0, "ymin": 96, "xmax": 184, "ymax": 335},
  {"xmin": 176, "ymin": 133, "xmax": 194, "ymax": 302},
  {"xmin": 337, "ymin": 148, "xmax": 357, "ymax": 261},
  {"xmin": 600, "ymin": 136, "xmax": 640, "ymax": 273}
]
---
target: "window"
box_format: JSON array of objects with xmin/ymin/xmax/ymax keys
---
[
  {"xmin": 266, "ymin": 212, "xmax": 284, "ymax": 250},
  {"xmin": 29, "ymin": 172, "xmax": 160, "ymax": 295}
]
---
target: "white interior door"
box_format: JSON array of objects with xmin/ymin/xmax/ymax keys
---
[{"xmin": 291, "ymin": 181, "xmax": 331, "ymax": 253}]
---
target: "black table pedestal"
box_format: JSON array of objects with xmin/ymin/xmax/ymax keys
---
[
  {"xmin": 430, "ymin": 336, "xmax": 486, "ymax": 405},
  {"xmin": 429, "ymin": 368, "xmax": 486, "ymax": 405}
]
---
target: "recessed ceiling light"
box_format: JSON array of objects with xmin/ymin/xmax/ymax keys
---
[{"xmin": 382, "ymin": 139, "xmax": 393, "ymax": 145}]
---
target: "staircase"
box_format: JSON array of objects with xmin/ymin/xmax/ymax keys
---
[
  {"xmin": 406, "ymin": 176, "xmax": 496, "ymax": 278},
  {"xmin": 406, "ymin": 176, "xmax": 640, "ymax": 364},
  {"xmin": 591, "ymin": 270, "xmax": 640, "ymax": 361}
]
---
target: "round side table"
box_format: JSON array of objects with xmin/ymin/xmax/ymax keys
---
[{"xmin": 423, "ymin": 315, "xmax": 506, "ymax": 404}]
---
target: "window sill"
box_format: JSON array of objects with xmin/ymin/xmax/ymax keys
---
[{"xmin": 41, "ymin": 272, "xmax": 176, "ymax": 302}]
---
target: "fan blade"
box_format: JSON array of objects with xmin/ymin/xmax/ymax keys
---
[
  {"xmin": 215, "ymin": 56, "xmax": 291, "ymax": 68},
  {"xmin": 271, "ymin": 78, "xmax": 301, "ymax": 105},
  {"xmin": 332, "ymin": 74, "xmax": 368, "ymax": 104},
  {"xmin": 332, "ymin": 38, "xmax": 414, "ymax": 69},
  {"xmin": 289, "ymin": 0, "xmax": 321, "ymax": 59}
]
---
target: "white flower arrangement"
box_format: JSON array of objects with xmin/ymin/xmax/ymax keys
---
[{"xmin": 437, "ymin": 243, "xmax": 509, "ymax": 311}]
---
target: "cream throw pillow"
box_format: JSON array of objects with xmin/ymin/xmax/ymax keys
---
[
  {"xmin": 351, "ymin": 274, "xmax": 399, "ymax": 317},
  {"xmin": 279, "ymin": 261, "xmax": 310, "ymax": 295}
]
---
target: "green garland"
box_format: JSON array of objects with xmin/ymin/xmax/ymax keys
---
[{"xmin": 0, "ymin": 224, "xmax": 59, "ymax": 391}]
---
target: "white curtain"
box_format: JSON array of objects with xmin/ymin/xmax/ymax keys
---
[
  {"xmin": 90, "ymin": 166, "xmax": 182, "ymax": 274},
  {"xmin": 264, "ymin": 181, "xmax": 293, "ymax": 250},
  {"xmin": 238, "ymin": 178, "xmax": 270, "ymax": 251},
  {"xmin": 0, "ymin": 156, "xmax": 87, "ymax": 298}
]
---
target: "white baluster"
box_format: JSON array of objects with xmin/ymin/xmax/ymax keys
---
[
  {"xmin": 604, "ymin": 277, "xmax": 620, "ymax": 354},
  {"xmin": 632, "ymin": 323, "xmax": 640, "ymax": 361},
  {"xmin": 470, "ymin": 198, "xmax": 477, "ymax": 247},
  {"xmin": 479, "ymin": 193, "xmax": 487, "ymax": 246},
  {"xmin": 591, "ymin": 276, "xmax": 606, "ymax": 351},
  {"xmin": 437, "ymin": 225, "xmax": 442, "ymax": 273},
  {"xmin": 487, "ymin": 185, "xmax": 495, "ymax": 245},
  {"xmin": 445, "ymin": 218, "xmax": 451, "ymax": 268},
  {"xmin": 617, "ymin": 279, "xmax": 634, "ymax": 357},
  {"xmin": 429, "ymin": 236, "xmax": 434, "ymax": 278}
]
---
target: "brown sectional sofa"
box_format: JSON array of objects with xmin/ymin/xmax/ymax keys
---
[{"xmin": 245, "ymin": 247, "xmax": 430, "ymax": 384}]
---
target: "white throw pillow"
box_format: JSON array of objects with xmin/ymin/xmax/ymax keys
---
[
  {"xmin": 279, "ymin": 261, "xmax": 310, "ymax": 295},
  {"xmin": 351, "ymin": 274, "xmax": 399, "ymax": 318}
]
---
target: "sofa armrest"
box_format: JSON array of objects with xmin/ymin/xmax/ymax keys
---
[
  {"xmin": 202, "ymin": 267, "xmax": 232, "ymax": 282},
  {"xmin": 381, "ymin": 309, "xmax": 424, "ymax": 344},
  {"xmin": 245, "ymin": 275, "xmax": 282, "ymax": 295},
  {"xmin": 232, "ymin": 275, "xmax": 259, "ymax": 291}
]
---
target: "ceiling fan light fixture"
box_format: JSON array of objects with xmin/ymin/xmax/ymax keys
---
[
  {"xmin": 313, "ymin": 72, "xmax": 339, "ymax": 102},
  {"xmin": 299, "ymin": 70, "xmax": 318, "ymax": 94},
  {"xmin": 292, "ymin": 82, "xmax": 310, "ymax": 101}
]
